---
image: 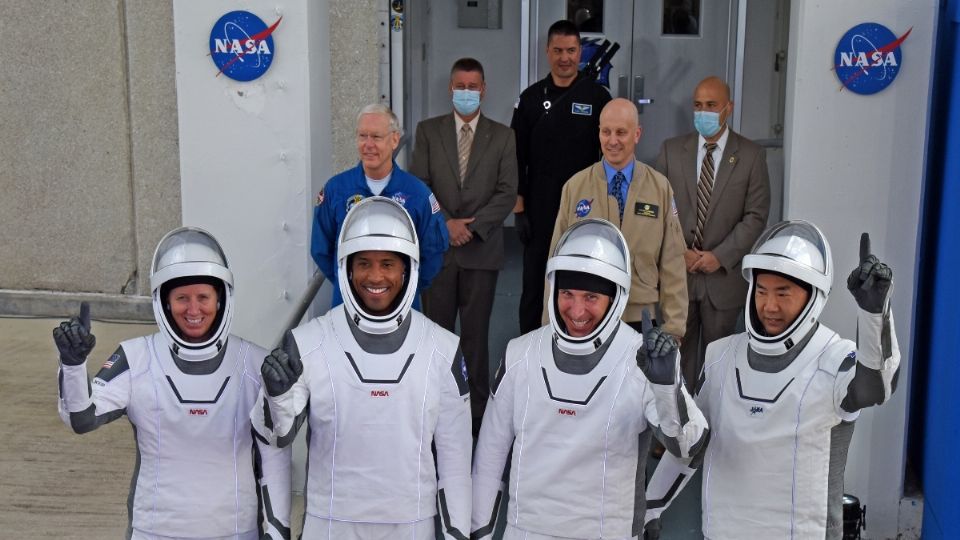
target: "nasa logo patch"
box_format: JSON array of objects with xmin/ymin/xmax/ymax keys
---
[
  {"xmin": 834, "ymin": 22, "xmax": 911, "ymax": 95},
  {"xmin": 576, "ymin": 199, "xmax": 593, "ymax": 218},
  {"xmin": 391, "ymin": 192, "xmax": 408, "ymax": 206},
  {"xmin": 209, "ymin": 11, "xmax": 282, "ymax": 82}
]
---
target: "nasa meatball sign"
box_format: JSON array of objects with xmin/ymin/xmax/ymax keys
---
[
  {"xmin": 209, "ymin": 11, "xmax": 282, "ymax": 81},
  {"xmin": 834, "ymin": 22, "xmax": 911, "ymax": 95}
]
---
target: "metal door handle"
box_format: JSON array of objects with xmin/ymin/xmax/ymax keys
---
[{"xmin": 633, "ymin": 75, "xmax": 654, "ymax": 113}]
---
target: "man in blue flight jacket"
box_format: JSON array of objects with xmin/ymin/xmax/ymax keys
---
[{"xmin": 311, "ymin": 103, "xmax": 449, "ymax": 308}]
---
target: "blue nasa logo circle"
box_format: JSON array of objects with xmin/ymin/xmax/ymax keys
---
[
  {"xmin": 834, "ymin": 22, "xmax": 910, "ymax": 95},
  {"xmin": 209, "ymin": 11, "xmax": 280, "ymax": 82},
  {"xmin": 575, "ymin": 199, "xmax": 592, "ymax": 218}
]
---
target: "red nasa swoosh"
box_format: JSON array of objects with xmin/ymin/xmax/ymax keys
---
[
  {"xmin": 834, "ymin": 26, "xmax": 912, "ymax": 91},
  {"xmin": 212, "ymin": 16, "xmax": 283, "ymax": 77}
]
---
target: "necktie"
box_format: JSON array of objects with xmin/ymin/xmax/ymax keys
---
[
  {"xmin": 694, "ymin": 142, "xmax": 718, "ymax": 249},
  {"xmin": 458, "ymin": 124, "xmax": 473, "ymax": 186},
  {"xmin": 612, "ymin": 170, "xmax": 627, "ymax": 222}
]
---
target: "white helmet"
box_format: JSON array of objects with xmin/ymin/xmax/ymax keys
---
[
  {"xmin": 546, "ymin": 219, "xmax": 631, "ymax": 355},
  {"xmin": 741, "ymin": 220, "xmax": 833, "ymax": 355},
  {"xmin": 150, "ymin": 227, "xmax": 234, "ymax": 361},
  {"xmin": 337, "ymin": 196, "xmax": 420, "ymax": 335}
]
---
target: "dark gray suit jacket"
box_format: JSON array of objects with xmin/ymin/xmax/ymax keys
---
[
  {"xmin": 409, "ymin": 112, "xmax": 518, "ymax": 270},
  {"xmin": 655, "ymin": 129, "xmax": 771, "ymax": 310}
]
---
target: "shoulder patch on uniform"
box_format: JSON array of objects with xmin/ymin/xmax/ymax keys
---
[
  {"xmin": 671, "ymin": 197, "xmax": 678, "ymax": 216},
  {"xmin": 429, "ymin": 193, "xmax": 441, "ymax": 214},
  {"xmin": 95, "ymin": 347, "xmax": 130, "ymax": 383},
  {"xmin": 571, "ymin": 102, "xmax": 593, "ymax": 116},
  {"xmin": 315, "ymin": 189, "xmax": 325, "ymax": 206},
  {"xmin": 450, "ymin": 349, "xmax": 470, "ymax": 397}
]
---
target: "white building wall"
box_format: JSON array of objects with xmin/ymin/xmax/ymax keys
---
[{"xmin": 783, "ymin": 2, "xmax": 937, "ymax": 537}]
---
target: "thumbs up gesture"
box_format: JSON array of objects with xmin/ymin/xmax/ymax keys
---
[
  {"xmin": 52, "ymin": 302, "xmax": 97, "ymax": 366},
  {"xmin": 846, "ymin": 233, "xmax": 893, "ymax": 314},
  {"xmin": 635, "ymin": 309, "xmax": 679, "ymax": 385}
]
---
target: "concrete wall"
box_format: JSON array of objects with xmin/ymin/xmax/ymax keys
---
[
  {"xmin": 0, "ymin": 2, "xmax": 180, "ymax": 307},
  {"xmin": 783, "ymin": 1, "xmax": 937, "ymax": 537}
]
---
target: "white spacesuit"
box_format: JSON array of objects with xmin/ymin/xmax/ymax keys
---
[
  {"xmin": 54, "ymin": 227, "xmax": 292, "ymax": 540},
  {"xmin": 644, "ymin": 221, "xmax": 900, "ymax": 540},
  {"xmin": 471, "ymin": 219, "xmax": 708, "ymax": 540},
  {"xmin": 250, "ymin": 196, "xmax": 472, "ymax": 540}
]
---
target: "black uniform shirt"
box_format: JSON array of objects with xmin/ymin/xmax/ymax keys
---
[{"xmin": 511, "ymin": 73, "xmax": 611, "ymax": 230}]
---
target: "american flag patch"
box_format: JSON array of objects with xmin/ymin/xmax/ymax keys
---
[
  {"xmin": 671, "ymin": 197, "xmax": 679, "ymax": 216},
  {"xmin": 315, "ymin": 189, "xmax": 325, "ymax": 206},
  {"xmin": 429, "ymin": 193, "xmax": 440, "ymax": 214},
  {"xmin": 102, "ymin": 354, "xmax": 120, "ymax": 370}
]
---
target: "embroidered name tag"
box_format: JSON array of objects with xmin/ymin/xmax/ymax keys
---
[
  {"xmin": 571, "ymin": 103, "xmax": 593, "ymax": 116},
  {"xmin": 635, "ymin": 202, "xmax": 659, "ymax": 218}
]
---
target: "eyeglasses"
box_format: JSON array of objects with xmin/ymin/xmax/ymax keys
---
[{"xmin": 357, "ymin": 132, "xmax": 391, "ymax": 143}]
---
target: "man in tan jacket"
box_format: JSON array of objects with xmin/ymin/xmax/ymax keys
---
[{"xmin": 548, "ymin": 98, "xmax": 688, "ymax": 338}]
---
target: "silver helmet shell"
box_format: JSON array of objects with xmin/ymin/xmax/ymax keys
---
[
  {"xmin": 150, "ymin": 227, "xmax": 234, "ymax": 361},
  {"xmin": 546, "ymin": 219, "xmax": 631, "ymax": 355},
  {"xmin": 741, "ymin": 220, "xmax": 833, "ymax": 355},
  {"xmin": 337, "ymin": 196, "xmax": 420, "ymax": 335}
]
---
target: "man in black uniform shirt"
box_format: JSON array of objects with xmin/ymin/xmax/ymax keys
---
[{"xmin": 513, "ymin": 19, "xmax": 612, "ymax": 334}]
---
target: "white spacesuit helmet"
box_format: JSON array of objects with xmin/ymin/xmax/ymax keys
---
[
  {"xmin": 150, "ymin": 227, "xmax": 235, "ymax": 361},
  {"xmin": 741, "ymin": 220, "xmax": 833, "ymax": 355},
  {"xmin": 337, "ymin": 196, "xmax": 420, "ymax": 335},
  {"xmin": 546, "ymin": 219, "xmax": 631, "ymax": 355}
]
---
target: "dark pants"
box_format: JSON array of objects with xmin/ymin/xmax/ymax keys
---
[
  {"xmin": 681, "ymin": 277, "xmax": 742, "ymax": 392},
  {"xmin": 518, "ymin": 232, "xmax": 552, "ymax": 334},
  {"xmin": 422, "ymin": 261, "xmax": 499, "ymax": 434}
]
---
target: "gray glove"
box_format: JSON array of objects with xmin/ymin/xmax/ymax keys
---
[
  {"xmin": 846, "ymin": 233, "xmax": 893, "ymax": 314},
  {"xmin": 636, "ymin": 309, "xmax": 678, "ymax": 385},
  {"xmin": 261, "ymin": 331, "xmax": 303, "ymax": 397},
  {"xmin": 52, "ymin": 302, "xmax": 96, "ymax": 366},
  {"xmin": 514, "ymin": 212, "xmax": 532, "ymax": 245}
]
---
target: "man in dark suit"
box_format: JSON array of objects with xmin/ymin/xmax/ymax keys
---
[
  {"xmin": 409, "ymin": 58, "xmax": 518, "ymax": 434},
  {"xmin": 655, "ymin": 76, "xmax": 770, "ymax": 390}
]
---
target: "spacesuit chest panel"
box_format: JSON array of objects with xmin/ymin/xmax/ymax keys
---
[
  {"xmin": 124, "ymin": 334, "xmax": 259, "ymax": 537},
  {"xmin": 302, "ymin": 311, "xmax": 446, "ymax": 522},
  {"xmin": 508, "ymin": 327, "xmax": 644, "ymax": 538},
  {"xmin": 137, "ymin": 334, "xmax": 251, "ymax": 441},
  {"xmin": 703, "ymin": 327, "xmax": 846, "ymax": 539}
]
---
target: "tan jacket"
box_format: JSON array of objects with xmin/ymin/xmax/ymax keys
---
[{"xmin": 548, "ymin": 161, "xmax": 688, "ymax": 337}]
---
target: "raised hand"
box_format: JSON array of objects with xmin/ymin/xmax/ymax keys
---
[
  {"xmin": 52, "ymin": 302, "xmax": 97, "ymax": 366},
  {"xmin": 846, "ymin": 233, "xmax": 893, "ymax": 314},
  {"xmin": 636, "ymin": 309, "xmax": 679, "ymax": 385},
  {"xmin": 261, "ymin": 331, "xmax": 303, "ymax": 397}
]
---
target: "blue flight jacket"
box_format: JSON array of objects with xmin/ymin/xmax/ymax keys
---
[{"xmin": 311, "ymin": 161, "xmax": 449, "ymax": 308}]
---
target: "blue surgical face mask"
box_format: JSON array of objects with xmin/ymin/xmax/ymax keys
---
[
  {"xmin": 452, "ymin": 89, "xmax": 481, "ymax": 116},
  {"xmin": 694, "ymin": 105, "xmax": 728, "ymax": 138}
]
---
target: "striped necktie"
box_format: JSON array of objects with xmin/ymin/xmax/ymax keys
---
[
  {"xmin": 694, "ymin": 142, "xmax": 718, "ymax": 249},
  {"xmin": 458, "ymin": 124, "xmax": 473, "ymax": 186}
]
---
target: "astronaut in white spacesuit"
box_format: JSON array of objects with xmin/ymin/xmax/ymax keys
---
[
  {"xmin": 53, "ymin": 227, "xmax": 292, "ymax": 540},
  {"xmin": 644, "ymin": 221, "xmax": 900, "ymax": 539},
  {"xmin": 471, "ymin": 218, "xmax": 709, "ymax": 540},
  {"xmin": 251, "ymin": 196, "xmax": 472, "ymax": 540}
]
